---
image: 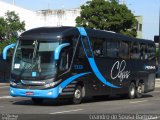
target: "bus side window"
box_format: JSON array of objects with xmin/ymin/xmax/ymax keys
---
[
  {"xmin": 130, "ymin": 42, "xmax": 140, "ymax": 59},
  {"xmin": 77, "ymin": 42, "xmax": 86, "ymax": 58},
  {"xmin": 119, "ymin": 41, "xmax": 129, "ymax": 59},
  {"xmin": 148, "ymin": 44, "xmax": 155, "ymax": 61},
  {"xmin": 92, "ymin": 38, "xmax": 105, "ymax": 57},
  {"xmin": 140, "ymin": 44, "xmax": 148, "ymax": 60},
  {"xmin": 106, "ymin": 40, "xmax": 119, "ymax": 58},
  {"xmin": 59, "ymin": 50, "xmax": 69, "ymax": 71}
]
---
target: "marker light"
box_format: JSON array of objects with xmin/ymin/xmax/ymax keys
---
[
  {"xmin": 11, "ymin": 90, "xmax": 14, "ymax": 94},
  {"xmin": 47, "ymin": 91, "xmax": 53, "ymax": 95},
  {"xmin": 45, "ymin": 79, "xmax": 62, "ymax": 88},
  {"xmin": 10, "ymin": 81, "xmax": 17, "ymax": 87}
]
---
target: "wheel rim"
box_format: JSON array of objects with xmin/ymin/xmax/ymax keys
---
[
  {"xmin": 130, "ymin": 86, "xmax": 135, "ymax": 96},
  {"xmin": 137, "ymin": 84, "xmax": 142, "ymax": 94},
  {"xmin": 74, "ymin": 89, "xmax": 81, "ymax": 99}
]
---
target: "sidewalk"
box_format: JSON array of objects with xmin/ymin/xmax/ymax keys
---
[
  {"xmin": 156, "ymin": 78, "xmax": 160, "ymax": 81},
  {"xmin": 0, "ymin": 83, "xmax": 9, "ymax": 86}
]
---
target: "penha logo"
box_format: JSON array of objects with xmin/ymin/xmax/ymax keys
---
[
  {"xmin": 111, "ymin": 60, "xmax": 130, "ymax": 82},
  {"xmin": 144, "ymin": 65, "xmax": 156, "ymax": 70}
]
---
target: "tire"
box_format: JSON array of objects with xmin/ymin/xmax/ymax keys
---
[
  {"xmin": 136, "ymin": 82, "xmax": 144, "ymax": 98},
  {"xmin": 32, "ymin": 98, "xmax": 43, "ymax": 105},
  {"xmin": 72, "ymin": 86, "xmax": 83, "ymax": 104},
  {"xmin": 128, "ymin": 82, "xmax": 136, "ymax": 99}
]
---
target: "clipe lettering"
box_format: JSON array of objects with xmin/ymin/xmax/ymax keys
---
[{"xmin": 111, "ymin": 60, "xmax": 130, "ymax": 82}]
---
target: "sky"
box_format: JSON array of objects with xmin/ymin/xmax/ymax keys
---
[{"xmin": 2, "ymin": 0, "xmax": 160, "ymax": 40}]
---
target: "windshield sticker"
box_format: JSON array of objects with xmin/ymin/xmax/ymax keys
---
[
  {"xmin": 14, "ymin": 64, "xmax": 20, "ymax": 69},
  {"xmin": 32, "ymin": 72, "xmax": 37, "ymax": 77},
  {"xmin": 111, "ymin": 60, "xmax": 130, "ymax": 82}
]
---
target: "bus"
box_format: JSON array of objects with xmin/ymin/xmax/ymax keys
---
[{"xmin": 2, "ymin": 27, "xmax": 156, "ymax": 104}]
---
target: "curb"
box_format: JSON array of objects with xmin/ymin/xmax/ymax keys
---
[
  {"xmin": 0, "ymin": 83, "xmax": 9, "ymax": 86},
  {"xmin": 156, "ymin": 79, "xmax": 160, "ymax": 82}
]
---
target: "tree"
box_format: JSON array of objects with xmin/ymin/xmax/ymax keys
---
[
  {"xmin": 0, "ymin": 17, "xmax": 7, "ymax": 40},
  {"xmin": 5, "ymin": 11, "xmax": 25, "ymax": 40},
  {"xmin": 76, "ymin": 0, "xmax": 137, "ymax": 37},
  {"xmin": 0, "ymin": 11, "xmax": 25, "ymax": 53},
  {"xmin": 0, "ymin": 11, "xmax": 25, "ymax": 40}
]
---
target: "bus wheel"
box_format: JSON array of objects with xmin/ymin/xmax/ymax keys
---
[
  {"xmin": 32, "ymin": 98, "xmax": 43, "ymax": 105},
  {"xmin": 73, "ymin": 86, "xmax": 82, "ymax": 104},
  {"xmin": 136, "ymin": 82, "xmax": 144, "ymax": 98},
  {"xmin": 128, "ymin": 82, "xmax": 136, "ymax": 99}
]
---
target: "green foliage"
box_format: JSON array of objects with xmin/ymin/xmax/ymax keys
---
[
  {"xmin": 0, "ymin": 11, "xmax": 25, "ymax": 40},
  {"xmin": 0, "ymin": 37, "xmax": 16, "ymax": 54},
  {"xmin": 0, "ymin": 11, "xmax": 25, "ymax": 53},
  {"xmin": 0, "ymin": 17, "xmax": 7, "ymax": 37},
  {"xmin": 76, "ymin": 0, "xmax": 137, "ymax": 37},
  {"xmin": 5, "ymin": 11, "xmax": 25, "ymax": 32}
]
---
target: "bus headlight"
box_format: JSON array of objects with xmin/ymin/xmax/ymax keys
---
[{"xmin": 45, "ymin": 79, "xmax": 62, "ymax": 88}]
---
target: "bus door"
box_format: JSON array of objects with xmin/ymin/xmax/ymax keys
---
[
  {"xmin": 91, "ymin": 38, "xmax": 111, "ymax": 95},
  {"xmin": 77, "ymin": 27, "xmax": 120, "ymax": 96},
  {"xmin": 81, "ymin": 36, "xmax": 101, "ymax": 95}
]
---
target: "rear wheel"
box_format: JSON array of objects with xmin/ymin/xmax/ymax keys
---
[
  {"xmin": 72, "ymin": 86, "xmax": 83, "ymax": 104},
  {"xmin": 136, "ymin": 82, "xmax": 144, "ymax": 98},
  {"xmin": 32, "ymin": 98, "xmax": 43, "ymax": 105},
  {"xmin": 128, "ymin": 82, "xmax": 136, "ymax": 99}
]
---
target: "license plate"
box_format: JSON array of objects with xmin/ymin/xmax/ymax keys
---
[{"xmin": 26, "ymin": 92, "xmax": 34, "ymax": 96}]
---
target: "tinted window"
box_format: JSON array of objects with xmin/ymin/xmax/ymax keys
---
[
  {"xmin": 59, "ymin": 51, "xmax": 68, "ymax": 71},
  {"xmin": 130, "ymin": 42, "xmax": 140, "ymax": 59},
  {"xmin": 148, "ymin": 44, "xmax": 155, "ymax": 61},
  {"xmin": 140, "ymin": 43, "xmax": 148, "ymax": 60},
  {"xmin": 106, "ymin": 40, "xmax": 119, "ymax": 58},
  {"xmin": 91, "ymin": 38, "xmax": 105, "ymax": 57},
  {"xmin": 119, "ymin": 41, "xmax": 129, "ymax": 59},
  {"xmin": 81, "ymin": 36, "xmax": 93, "ymax": 57},
  {"xmin": 78, "ymin": 42, "xmax": 86, "ymax": 58}
]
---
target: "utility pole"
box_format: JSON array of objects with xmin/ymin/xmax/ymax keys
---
[
  {"xmin": 159, "ymin": 7, "xmax": 160, "ymax": 65},
  {"xmin": 13, "ymin": 0, "xmax": 15, "ymax": 5},
  {"xmin": 122, "ymin": 0, "xmax": 125, "ymax": 5}
]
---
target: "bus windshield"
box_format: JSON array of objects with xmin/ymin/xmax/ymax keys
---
[{"xmin": 12, "ymin": 40, "xmax": 59, "ymax": 78}]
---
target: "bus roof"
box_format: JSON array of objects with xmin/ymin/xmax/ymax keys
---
[
  {"xmin": 20, "ymin": 26, "xmax": 154, "ymax": 44},
  {"xmin": 20, "ymin": 26, "xmax": 77, "ymax": 40}
]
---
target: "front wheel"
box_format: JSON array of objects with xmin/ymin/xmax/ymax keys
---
[
  {"xmin": 72, "ymin": 86, "xmax": 83, "ymax": 104},
  {"xmin": 128, "ymin": 82, "xmax": 136, "ymax": 99}
]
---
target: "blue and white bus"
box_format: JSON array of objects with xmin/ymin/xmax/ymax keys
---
[{"xmin": 3, "ymin": 27, "xmax": 156, "ymax": 104}]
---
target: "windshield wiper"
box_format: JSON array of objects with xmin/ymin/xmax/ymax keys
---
[
  {"xmin": 31, "ymin": 40, "xmax": 41, "ymax": 72},
  {"xmin": 32, "ymin": 40, "xmax": 38, "ymax": 62},
  {"xmin": 18, "ymin": 40, "xmax": 42, "ymax": 76},
  {"xmin": 26, "ymin": 56, "xmax": 41, "ymax": 72}
]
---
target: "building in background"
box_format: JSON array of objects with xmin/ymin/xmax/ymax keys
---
[
  {"xmin": 36, "ymin": 9, "xmax": 80, "ymax": 27},
  {"xmin": 135, "ymin": 16, "xmax": 143, "ymax": 38},
  {"xmin": 0, "ymin": 1, "xmax": 144, "ymax": 82},
  {"xmin": 0, "ymin": 1, "xmax": 143, "ymax": 38},
  {"xmin": 0, "ymin": 1, "xmax": 42, "ymax": 30}
]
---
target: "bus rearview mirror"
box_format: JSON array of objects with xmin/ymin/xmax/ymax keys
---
[
  {"xmin": 54, "ymin": 43, "xmax": 70, "ymax": 60},
  {"xmin": 2, "ymin": 43, "xmax": 16, "ymax": 60}
]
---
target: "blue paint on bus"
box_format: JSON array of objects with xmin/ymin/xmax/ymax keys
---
[{"xmin": 77, "ymin": 27, "xmax": 120, "ymax": 88}]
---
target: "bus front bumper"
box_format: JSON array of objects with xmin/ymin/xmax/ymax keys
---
[{"xmin": 10, "ymin": 86, "xmax": 61, "ymax": 99}]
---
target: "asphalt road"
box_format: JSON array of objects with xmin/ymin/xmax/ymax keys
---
[{"xmin": 0, "ymin": 85, "xmax": 160, "ymax": 120}]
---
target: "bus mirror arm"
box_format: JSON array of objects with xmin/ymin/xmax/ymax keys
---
[
  {"xmin": 54, "ymin": 43, "xmax": 70, "ymax": 60},
  {"xmin": 2, "ymin": 43, "xmax": 16, "ymax": 60}
]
